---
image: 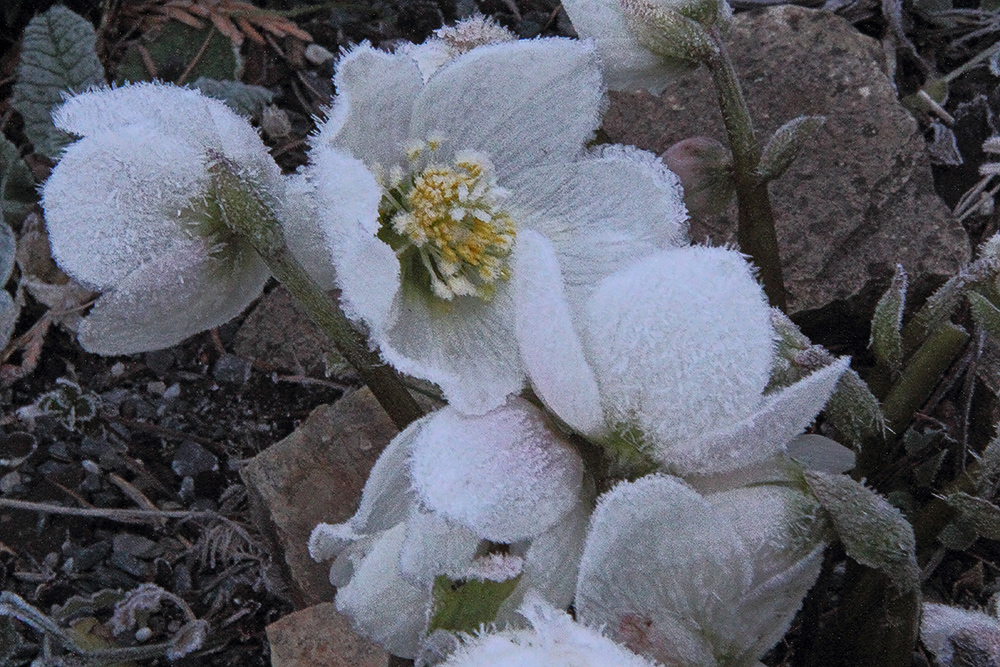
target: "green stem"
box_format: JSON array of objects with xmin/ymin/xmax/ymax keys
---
[
  {"xmin": 211, "ymin": 159, "xmax": 424, "ymax": 430},
  {"xmin": 703, "ymin": 27, "xmax": 787, "ymax": 311}
]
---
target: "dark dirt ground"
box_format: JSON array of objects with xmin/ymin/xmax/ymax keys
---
[{"xmin": 2, "ymin": 0, "xmax": 1000, "ymax": 664}]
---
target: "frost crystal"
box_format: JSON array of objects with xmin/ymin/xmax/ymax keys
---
[
  {"xmin": 41, "ymin": 82, "xmax": 284, "ymax": 354},
  {"xmin": 308, "ymin": 38, "xmax": 687, "ymax": 414}
]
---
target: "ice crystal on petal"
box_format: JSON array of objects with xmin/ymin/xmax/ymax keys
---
[
  {"xmin": 401, "ymin": 15, "xmax": 517, "ymax": 81},
  {"xmin": 441, "ymin": 593, "xmax": 661, "ymax": 666},
  {"xmin": 409, "ymin": 397, "xmax": 584, "ymax": 542},
  {"xmin": 310, "ymin": 38, "xmax": 688, "ymax": 413},
  {"xmin": 576, "ymin": 476, "xmax": 825, "ymax": 667},
  {"xmin": 41, "ymin": 82, "xmax": 281, "ymax": 355}
]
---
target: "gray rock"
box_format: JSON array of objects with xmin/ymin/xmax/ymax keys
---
[
  {"xmin": 113, "ymin": 533, "xmax": 163, "ymax": 560},
  {"xmin": 213, "ymin": 353, "xmax": 252, "ymax": 385},
  {"xmin": 267, "ymin": 603, "xmax": 388, "ymax": 667},
  {"xmin": 171, "ymin": 440, "xmax": 219, "ymax": 477},
  {"xmin": 602, "ymin": 6, "xmax": 970, "ymax": 338},
  {"xmin": 240, "ymin": 388, "xmax": 398, "ymax": 606}
]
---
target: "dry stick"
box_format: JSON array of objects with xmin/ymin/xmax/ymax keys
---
[
  {"xmin": 0, "ymin": 497, "xmax": 217, "ymax": 523},
  {"xmin": 704, "ymin": 26, "xmax": 787, "ymax": 310}
]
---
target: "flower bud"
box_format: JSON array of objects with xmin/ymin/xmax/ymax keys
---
[{"xmin": 662, "ymin": 136, "xmax": 734, "ymax": 217}]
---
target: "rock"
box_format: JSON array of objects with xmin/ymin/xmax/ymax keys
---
[
  {"xmin": 171, "ymin": 440, "xmax": 219, "ymax": 477},
  {"xmin": 213, "ymin": 353, "xmax": 252, "ymax": 385},
  {"xmin": 603, "ymin": 6, "xmax": 970, "ymax": 344},
  {"xmin": 240, "ymin": 387, "xmax": 399, "ymax": 606},
  {"xmin": 267, "ymin": 603, "xmax": 387, "ymax": 667},
  {"xmin": 233, "ymin": 287, "xmax": 351, "ymax": 379}
]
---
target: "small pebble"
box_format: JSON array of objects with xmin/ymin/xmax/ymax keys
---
[
  {"xmin": 146, "ymin": 381, "xmax": 166, "ymax": 396},
  {"xmin": 135, "ymin": 627, "xmax": 153, "ymax": 642},
  {"xmin": 110, "ymin": 362, "xmax": 126, "ymax": 377},
  {"xmin": 304, "ymin": 43, "xmax": 334, "ymax": 65},
  {"xmin": 172, "ymin": 440, "xmax": 219, "ymax": 477},
  {"xmin": 162, "ymin": 383, "xmax": 181, "ymax": 400},
  {"xmin": 0, "ymin": 471, "xmax": 21, "ymax": 494},
  {"xmin": 81, "ymin": 459, "xmax": 100, "ymax": 475},
  {"xmin": 213, "ymin": 353, "xmax": 251, "ymax": 385}
]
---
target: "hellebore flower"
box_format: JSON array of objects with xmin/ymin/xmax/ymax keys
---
[
  {"xmin": 439, "ymin": 592, "xmax": 661, "ymax": 666},
  {"xmin": 515, "ymin": 236, "xmax": 849, "ymax": 476},
  {"xmin": 306, "ymin": 38, "xmax": 688, "ymax": 414},
  {"xmin": 561, "ymin": 0, "xmax": 729, "ymax": 94},
  {"xmin": 308, "ymin": 398, "xmax": 590, "ymax": 658},
  {"xmin": 921, "ymin": 603, "xmax": 1000, "ymax": 667},
  {"xmin": 41, "ymin": 83, "xmax": 283, "ymax": 355},
  {"xmin": 575, "ymin": 474, "xmax": 827, "ymax": 667}
]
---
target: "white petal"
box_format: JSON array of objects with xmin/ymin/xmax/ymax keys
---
[
  {"xmin": 495, "ymin": 481, "xmax": 593, "ymax": 627},
  {"xmin": 78, "ymin": 239, "xmax": 268, "ymax": 355},
  {"xmin": 42, "ymin": 126, "xmax": 206, "ymax": 289},
  {"xmin": 786, "ymin": 434, "xmax": 857, "ymax": 474},
  {"xmin": 302, "ymin": 147, "xmax": 384, "ymax": 290},
  {"xmin": 921, "ymin": 603, "xmax": 1000, "ymax": 666},
  {"xmin": 409, "ymin": 398, "xmax": 584, "ymax": 542},
  {"xmin": 511, "ymin": 145, "xmax": 688, "ymax": 309},
  {"xmin": 411, "ymin": 39, "xmax": 603, "ymax": 181},
  {"xmin": 398, "ymin": 509, "xmax": 481, "ymax": 588},
  {"xmin": 315, "ymin": 44, "xmax": 423, "ymax": 169},
  {"xmin": 513, "ymin": 231, "xmax": 605, "ymax": 438},
  {"xmin": 377, "ymin": 284, "xmax": 524, "ymax": 415},
  {"xmin": 672, "ymin": 358, "xmax": 850, "ymax": 475},
  {"xmin": 308, "ymin": 521, "xmax": 359, "ymax": 564},
  {"xmin": 335, "ymin": 523, "xmax": 431, "ymax": 659},
  {"xmin": 560, "ymin": 0, "xmax": 688, "ymax": 94},
  {"xmin": 576, "ymin": 475, "xmax": 740, "ymax": 666},
  {"xmin": 346, "ymin": 414, "xmax": 427, "ymax": 535},
  {"xmin": 442, "ymin": 594, "xmax": 660, "ymax": 667},
  {"xmin": 583, "ymin": 246, "xmax": 773, "ymax": 458}
]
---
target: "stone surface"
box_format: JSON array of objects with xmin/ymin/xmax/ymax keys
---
[
  {"xmin": 240, "ymin": 387, "xmax": 399, "ymax": 606},
  {"xmin": 267, "ymin": 603, "xmax": 388, "ymax": 667},
  {"xmin": 233, "ymin": 286, "xmax": 351, "ymax": 378},
  {"xmin": 603, "ymin": 6, "xmax": 970, "ymax": 342}
]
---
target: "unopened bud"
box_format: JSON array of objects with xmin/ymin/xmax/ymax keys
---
[
  {"xmin": 662, "ymin": 136, "xmax": 734, "ymax": 217},
  {"xmin": 621, "ymin": 0, "xmax": 718, "ymax": 66}
]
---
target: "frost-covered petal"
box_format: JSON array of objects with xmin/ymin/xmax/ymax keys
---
[
  {"xmin": 510, "ymin": 145, "xmax": 688, "ymax": 309},
  {"xmin": 335, "ymin": 523, "xmax": 431, "ymax": 659},
  {"xmin": 379, "ymin": 285, "xmax": 524, "ymax": 415},
  {"xmin": 314, "ymin": 44, "xmax": 423, "ymax": 169},
  {"xmin": 42, "ymin": 126, "xmax": 205, "ymax": 289},
  {"xmin": 561, "ymin": 0, "xmax": 687, "ymax": 94},
  {"xmin": 301, "ymin": 147, "xmax": 384, "ymax": 290},
  {"xmin": 410, "ymin": 39, "xmax": 603, "ymax": 181},
  {"xmin": 78, "ymin": 239, "xmax": 268, "ymax": 355},
  {"xmin": 442, "ymin": 594, "xmax": 661, "ymax": 666},
  {"xmin": 398, "ymin": 509, "xmax": 481, "ymax": 587},
  {"xmin": 409, "ymin": 398, "xmax": 584, "ymax": 542},
  {"xmin": 495, "ymin": 481, "xmax": 593, "ymax": 627},
  {"xmin": 576, "ymin": 475, "xmax": 739, "ymax": 666},
  {"xmin": 513, "ymin": 231, "xmax": 605, "ymax": 438},
  {"xmin": 671, "ymin": 358, "xmax": 850, "ymax": 475},
  {"xmin": 921, "ymin": 603, "xmax": 1000, "ymax": 666},
  {"xmin": 584, "ymin": 246, "xmax": 773, "ymax": 455}
]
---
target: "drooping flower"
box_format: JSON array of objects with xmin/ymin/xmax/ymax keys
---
[
  {"xmin": 561, "ymin": 0, "xmax": 729, "ymax": 94},
  {"xmin": 41, "ymin": 83, "xmax": 285, "ymax": 355},
  {"xmin": 921, "ymin": 602, "xmax": 1000, "ymax": 667},
  {"xmin": 439, "ymin": 592, "xmax": 662, "ymax": 666},
  {"xmin": 309, "ymin": 398, "xmax": 590, "ymax": 658},
  {"xmin": 514, "ymin": 234, "xmax": 849, "ymax": 476},
  {"xmin": 305, "ymin": 38, "xmax": 688, "ymax": 414},
  {"xmin": 575, "ymin": 474, "xmax": 827, "ymax": 667}
]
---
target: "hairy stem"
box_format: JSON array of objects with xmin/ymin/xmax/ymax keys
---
[{"xmin": 704, "ymin": 27, "xmax": 786, "ymax": 310}]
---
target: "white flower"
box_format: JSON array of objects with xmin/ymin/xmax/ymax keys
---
[
  {"xmin": 575, "ymin": 475, "xmax": 826, "ymax": 667},
  {"xmin": 309, "ymin": 399, "xmax": 590, "ymax": 658},
  {"xmin": 561, "ymin": 0, "xmax": 729, "ymax": 94},
  {"xmin": 41, "ymin": 83, "xmax": 283, "ymax": 355},
  {"xmin": 440, "ymin": 593, "xmax": 661, "ymax": 666},
  {"xmin": 921, "ymin": 602, "xmax": 1000, "ymax": 667},
  {"xmin": 515, "ymin": 235, "xmax": 850, "ymax": 475},
  {"xmin": 398, "ymin": 15, "xmax": 518, "ymax": 82},
  {"xmin": 305, "ymin": 38, "xmax": 688, "ymax": 414}
]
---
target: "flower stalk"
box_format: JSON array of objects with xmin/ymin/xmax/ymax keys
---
[
  {"xmin": 703, "ymin": 26, "xmax": 787, "ymax": 310},
  {"xmin": 210, "ymin": 158, "xmax": 424, "ymax": 430}
]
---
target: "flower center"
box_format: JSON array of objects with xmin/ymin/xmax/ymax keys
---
[{"xmin": 377, "ymin": 142, "xmax": 516, "ymax": 301}]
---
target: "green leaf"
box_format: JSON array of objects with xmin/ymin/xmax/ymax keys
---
[
  {"xmin": 967, "ymin": 290, "xmax": 1000, "ymax": 343},
  {"xmin": 805, "ymin": 471, "xmax": 919, "ymax": 592},
  {"xmin": 756, "ymin": 115, "xmax": 826, "ymax": 183},
  {"xmin": 12, "ymin": 6, "xmax": 106, "ymax": 158},
  {"xmin": 428, "ymin": 574, "xmax": 521, "ymax": 634},
  {"xmin": 0, "ymin": 135, "xmax": 35, "ymax": 226},
  {"xmin": 189, "ymin": 78, "xmax": 274, "ymax": 120},
  {"xmin": 870, "ymin": 264, "xmax": 907, "ymax": 373},
  {"xmin": 944, "ymin": 492, "xmax": 1000, "ymax": 541},
  {"xmin": 823, "ymin": 368, "xmax": 885, "ymax": 446},
  {"xmin": 116, "ymin": 22, "xmax": 240, "ymax": 85}
]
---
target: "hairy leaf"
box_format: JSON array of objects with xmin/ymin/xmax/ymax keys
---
[
  {"xmin": 756, "ymin": 115, "xmax": 826, "ymax": 183},
  {"xmin": 944, "ymin": 492, "xmax": 1000, "ymax": 541},
  {"xmin": 12, "ymin": 6, "xmax": 105, "ymax": 158},
  {"xmin": 805, "ymin": 471, "xmax": 918, "ymax": 591},
  {"xmin": 189, "ymin": 77, "xmax": 274, "ymax": 119},
  {"xmin": 870, "ymin": 264, "xmax": 907, "ymax": 373},
  {"xmin": 968, "ymin": 290, "xmax": 1000, "ymax": 343}
]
